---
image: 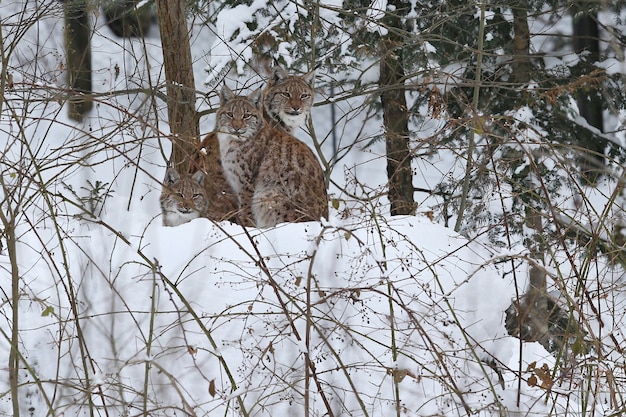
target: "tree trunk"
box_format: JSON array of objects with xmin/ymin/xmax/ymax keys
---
[
  {"xmin": 102, "ymin": 0, "xmax": 153, "ymax": 38},
  {"xmin": 505, "ymin": 4, "xmax": 552, "ymax": 351},
  {"xmin": 379, "ymin": 0, "xmax": 416, "ymax": 216},
  {"xmin": 512, "ymin": 3, "xmax": 532, "ymax": 84},
  {"xmin": 525, "ymin": 197, "xmax": 547, "ymax": 311},
  {"xmin": 514, "ymin": 1, "xmax": 547, "ymax": 306},
  {"xmin": 504, "ymin": 3, "xmax": 584, "ymax": 355},
  {"xmin": 64, "ymin": 0, "xmax": 93, "ymax": 121},
  {"xmin": 155, "ymin": 0, "xmax": 199, "ymax": 173},
  {"xmin": 572, "ymin": 2, "xmax": 604, "ymax": 184}
]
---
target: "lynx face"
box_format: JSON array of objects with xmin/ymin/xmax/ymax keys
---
[
  {"xmin": 262, "ymin": 66, "xmax": 315, "ymax": 133},
  {"xmin": 160, "ymin": 168, "xmax": 208, "ymax": 227},
  {"xmin": 216, "ymin": 86, "xmax": 266, "ymax": 198},
  {"xmin": 216, "ymin": 86, "xmax": 265, "ymax": 143}
]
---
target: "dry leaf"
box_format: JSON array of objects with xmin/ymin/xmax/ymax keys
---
[
  {"xmin": 208, "ymin": 379, "xmax": 216, "ymax": 397},
  {"xmin": 393, "ymin": 369, "xmax": 408, "ymax": 383}
]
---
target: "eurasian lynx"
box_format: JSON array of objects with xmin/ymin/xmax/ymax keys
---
[
  {"xmin": 160, "ymin": 168, "xmax": 208, "ymax": 226},
  {"xmin": 191, "ymin": 132, "xmax": 240, "ymax": 221},
  {"xmin": 188, "ymin": 66, "xmax": 317, "ymax": 224},
  {"xmin": 262, "ymin": 65, "xmax": 315, "ymax": 134},
  {"xmin": 216, "ymin": 86, "xmax": 328, "ymax": 228}
]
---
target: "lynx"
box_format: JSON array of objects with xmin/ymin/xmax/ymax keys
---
[
  {"xmin": 160, "ymin": 168, "xmax": 208, "ymax": 227},
  {"xmin": 190, "ymin": 132, "xmax": 240, "ymax": 222},
  {"xmin": 188, "ymin": 66, "xmax": 316, "ymax": 224},
  {"xmin": 216, "ymin": 86, "xmax": 328, "ymax": 228},
  {"xmin": 262, "ymin": 65, "xmax": 315, "ymax": 134}
]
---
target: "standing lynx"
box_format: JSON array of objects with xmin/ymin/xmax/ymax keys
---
[
  {"xmin": 262, "ymin": 65, "xmax": 315, "ymax": 134},
  {"xmin": 160, "ymin": 168, "xmax": 208, "ymax": 226},
  {"xmin": 216, "ymin": 86, "xmax": 328, "ymax": 228}
]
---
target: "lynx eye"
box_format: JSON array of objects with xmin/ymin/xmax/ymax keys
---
[
  {"xmin": 226, "ymin": 111, "xmax": 234, "ymax": 118},
  {"xmin": 301, "ymin": 93, "xmax": 311, "ymax": 99},
  {"xmin": 176, "ymin": 193, "xmax": 184, "ymax": 199},
  {"xmin": 243, "ymin": 113, "xmax": 253, "ymax": 120},
  {"xmin": 280, "ymin": 92, "xmax": 291, "ymax": 98},
  {"xmin": 192, "ymin": 193, "xmax": 202, "ymax": 199}
]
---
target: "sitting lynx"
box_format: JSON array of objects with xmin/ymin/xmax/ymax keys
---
[
  {"xmin": 216, "ymin": 86, "xmax": 328, "ymax": 228},
  {"xmin": 262, "ymin": 65, "xmax": 315, "ymax": 134},
  {"xmin": 160, "ymin": 168, "xmax": 208, "ymax": 226},
  {"xmin": 189, "ymin": 66, "xmax": 316, "ymax": 223},
  {"xmin": 190, "ymin": 132, "xmax": 240, "ymax": 221}
]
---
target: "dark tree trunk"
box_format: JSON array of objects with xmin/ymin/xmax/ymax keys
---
[
  {"xmin": 514, "ymin": 1, "xmax": 546, "ymax": 300},
  {"xmin": 573, "ymin": 2, "xmax": 604, "ymax": 184},
  {"xmin": 64, "ymin": 0, "xmax": 93, "ymax": 121},
  {"xmin": 506, "ymin": 4, "xmax": 552, "ymax": 351},
  {"xmin": 102, "ymin": 0, "xmax": 153, "ymax": 38},
  {"xmin": 512, "ymin": 3, "xmax": 532, "ymax": 84},
  {"xmin": 524, "ymin": 201, "xmax": 547, "ymax": 311},
  {"xmin": 379, "ymin": 0, "xmax": 416, "ymax": 216},
  {"xmin": 155, "ymin": 0, "xmax": 199, "ymax": 173}
]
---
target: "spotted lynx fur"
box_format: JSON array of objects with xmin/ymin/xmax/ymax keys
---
[
  {"xmin": 190, "ymin": 132, "xmax": 240, "ymax": 221},
  {"xmin": 191, "ymin": 66, "xmax": 317, "ymax": 224},
  {"xmin": 216, "ymin": 86, "xmax": 328, "ymax": 228},
  {"xmin": 262, "ymin": 65, "xmax": 315, "ymax": 134},
  {"xmin": 160, "ymin": 168, "xmax": 208, "ymax": 226}
]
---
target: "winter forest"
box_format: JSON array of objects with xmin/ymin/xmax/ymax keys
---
[{"xmin": 2, "ymin": 0, "xmax": 626, "ymax": 416}]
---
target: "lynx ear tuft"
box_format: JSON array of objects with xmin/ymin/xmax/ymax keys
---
[
  {"xmin": 272, "ymin": 65, "xmax": 288, "ymax": 83},
  {"xmin": 249, "ymin": 88, "xmax": 263, "ymax": 109},
  {"xmin": 164, "ymin": 167, "xmax": 180, "ymax": 186},
  {"xmin": 303, "ymin": 69, "xmax": 316, "ymax": 87},
  {"xmin": 220, "ymin": 85, "xmax": 235, "ymax": 104},
  {"xmin": 192, "ymin": 170, "xmax": 205, "ymax": 185}
]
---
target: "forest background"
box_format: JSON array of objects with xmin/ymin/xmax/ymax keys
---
[{"xmin": 2, "ymin": 0, "xmax": 626, "ymax": 416}]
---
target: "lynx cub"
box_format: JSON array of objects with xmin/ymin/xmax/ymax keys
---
[
  {"xmin": 160, "ymin": 168, "xmax": 208, "ymax": 226},
  {"xmin": 262, "ymin": 65, "xmax": 315, "ymax": 134},
  {"xmin": 216, "ymin": 86, "xmax": 328, "ymax": 228}
]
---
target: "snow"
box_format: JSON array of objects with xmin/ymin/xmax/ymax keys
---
[
  {"xmin": 365, "ymin": 0, "xmax": 388, "ymax": 35},
  {"xmin": 1, "ymin": 1, "xmax": 625, "ymax": 417}
]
